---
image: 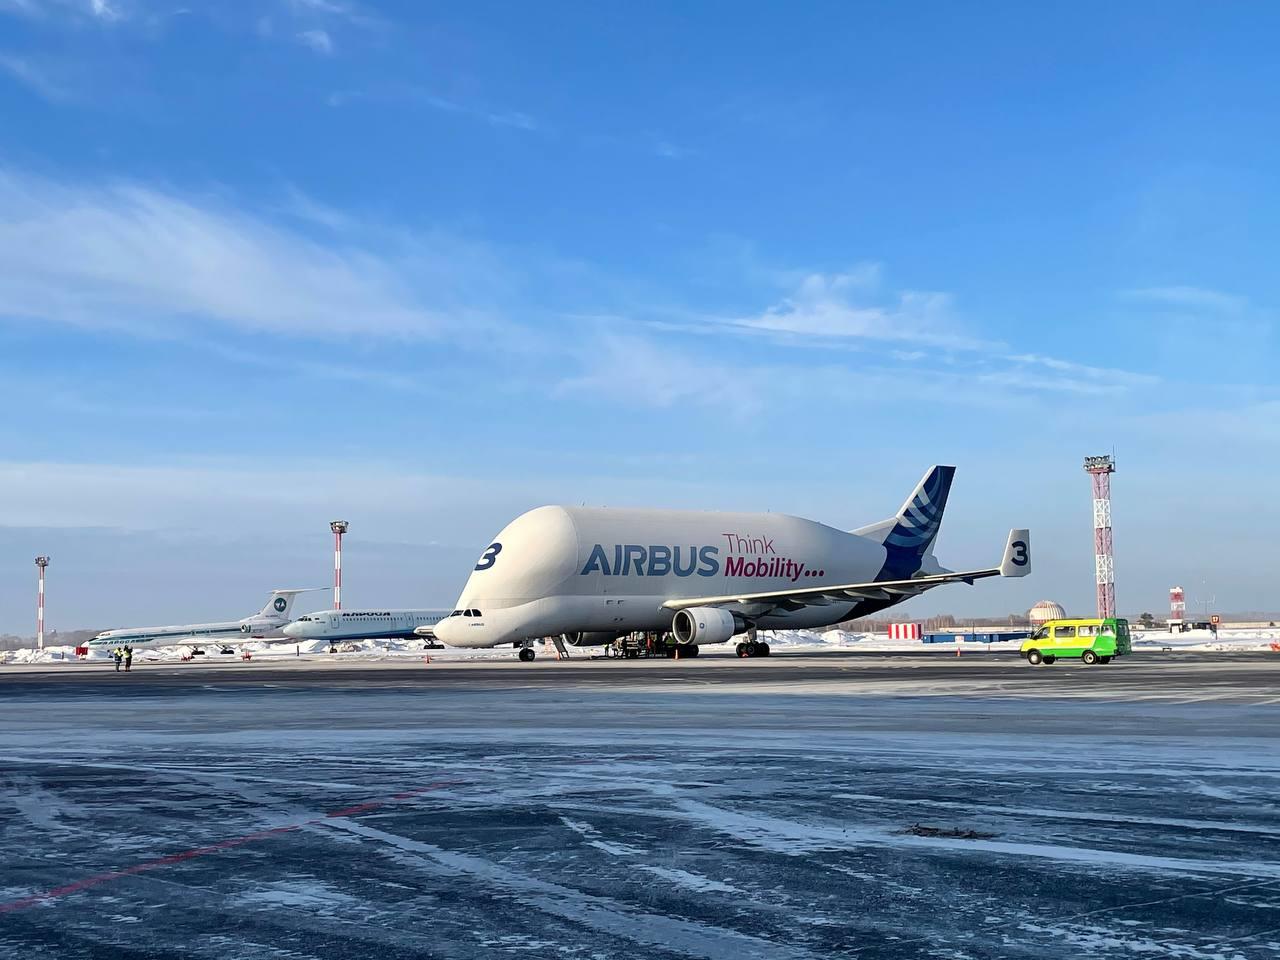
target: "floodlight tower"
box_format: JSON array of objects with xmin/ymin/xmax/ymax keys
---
[
  {"xmin": 1083, "ymin": 455, "xmax": 1116, "ymax": 619},
  {"xmin": 35, "ymin": 556, "xmax": 50, "ymax": 651},
  {"xmin": 330, "ymin": 521, "xmax": 349, "ymax": 610}
]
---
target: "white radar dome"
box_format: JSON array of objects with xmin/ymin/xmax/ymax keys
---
[{"xmin": 1029, "ymin": 600, "xmax": 1066, "ymax": 624}]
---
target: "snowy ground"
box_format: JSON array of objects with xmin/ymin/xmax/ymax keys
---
[
  {"xmin": 1, "ymin": 666, "xmax": 1278, "ymax": 958},
  {"xmin": 5, "ymin": 626, "xmax": 1277, "ymax": 667}
]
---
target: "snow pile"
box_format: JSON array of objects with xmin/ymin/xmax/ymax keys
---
[{"xmin": 1132, "ymin": 627, "xmax": 1279, "ymax": 653}]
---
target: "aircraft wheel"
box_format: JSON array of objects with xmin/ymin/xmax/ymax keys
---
[
  {"xmin": 518, "ymin": 647, "xmax": 536, "ymax": 663},
  {"xmin": 1082, "ymin": 649, "xmax": 1099, "ymax": 665},
  {"xmin": 686, "ymin": 644, "xmax": 699, "ymax": 658},
  {"xmin": 1043, "ymin": 654, "xmax": 1056, "ymax": 664},
  {"xmin": 736, "ymin": 642, "xmax": 749, "ymax": 658},
  {"xmin": 757, "ymin": 641, "xmax": 771, "ymax": 657},
  {"xmin": 1026, "ymin": 649, "xmax": 1043, "ymax": 665}
]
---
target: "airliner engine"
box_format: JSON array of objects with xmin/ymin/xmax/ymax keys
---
[
  {"xmin": 672, "ymin": 607, "xmax": 742, "ymax": 645},
  {"xmin": 561, "ymin": 631, "xmax": 620, "ymax": 646}
]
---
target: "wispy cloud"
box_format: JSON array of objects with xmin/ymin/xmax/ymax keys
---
[
  {"xmin": 1, "ymin": 0, "xmax": 126, "ymax": 22},
  {"xmin": 706, "ymin": 264, "xmax": 999, "ymax": 351},
  {"xmin": 0, "ymin": 168, "xmax": 502, "ymax": 340},
  {"xmin": 654, "ymin": 140, "xmax": 695, "ymax": 160},
  {"xmin": 1122, "ymin": 286, "xmax": 1248, "ymax": 312},
  {"xmin": 286, "ymin": 0, "xmax": 382, "ymax": 30},
  {"xmin": 296, "ymin": 27, "xmax": 332, "ymax": 54},
  {"xmin": 1002, "ymin": 353, "xmax": 1158, "ymax": 390},
  {"xmin": 556, "ymin": 333, "xmax": 764, "ymax": 413},
  {"xmin": 0, "ymin": 53, "xmax": 69, "ymax": 101},
  {"xmin": 326, "ymin": 84, "xmax": 537, "ymax": 131},
  {"xmin": 89, "ymin": 0, "xmax": 120, "ymax": 20}
]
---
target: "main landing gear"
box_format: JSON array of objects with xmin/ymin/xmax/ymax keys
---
[{"xmin": 735, "ymin": 639, "xmax": 771, "ymax": 658}]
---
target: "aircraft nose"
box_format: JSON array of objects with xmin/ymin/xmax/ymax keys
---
[
  {"xmin": 432, "ymin": 618, "xmax": 457, "ymax": 645},
  {"xmin": 282, "ymin": 622, "xmax": 302, "ymax": 638}
]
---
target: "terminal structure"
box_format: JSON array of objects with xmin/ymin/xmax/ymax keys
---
[
  {"xmin": 1083, "ymin": 455, "xmax": 1116, "ymax": 619},
  {"xmin": 330, "ymin": 520, "xmax": 349, "ymax": 610},
  {"xmin": 35, "ymin": 556, "xmax": 49, "ymax": 651}
]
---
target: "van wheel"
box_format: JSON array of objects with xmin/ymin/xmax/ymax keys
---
[
  {"xmin": 1082, "ymin": 650, "xmax": 1099, "ymax": 665},
  {"xmin": 1026, "ymin": 650, "xmax": 1043, "ymax": 665},
  {"xmin": 1043, "ymin": 655, "xmax": 1056, "ymax": 664},
  {"xmin": 1099, "ymin": 655, "xmax": 1112, "ymax": 664}
]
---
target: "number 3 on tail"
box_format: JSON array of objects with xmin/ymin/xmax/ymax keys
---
[
  {"xmin": 475, "ymin": 543, "xmax": 503, "ymax": 571},
  {"xmin": 1010, "ymin": 540, "xmax": 1028, "ymax": 566}
]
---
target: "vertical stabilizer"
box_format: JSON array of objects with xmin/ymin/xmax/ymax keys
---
[
  {"xmin": 257, "ymin": 589, "xmax": 318, "ymax": 622},
  {"xmin": 854, "ymin": 466, "xmax": 956, "ymax": 577}
]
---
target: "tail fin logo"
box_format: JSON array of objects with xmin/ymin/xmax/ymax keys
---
[
  {"xmin": 883, "ymin": 465, "xmax": 954, "ymax": 551},
  {"xmin": 273, "ymin": 597, "xmax": 288, "ymax": 613}
]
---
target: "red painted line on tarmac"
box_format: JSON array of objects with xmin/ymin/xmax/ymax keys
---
[{"xmin": 0, "ymin": 779, "xmax": 462, "ymax": 915}]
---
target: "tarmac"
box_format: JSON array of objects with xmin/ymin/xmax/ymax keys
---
[{"xmin": 1, "ymin": 652, "xmax": 1278, "ymax": 959}]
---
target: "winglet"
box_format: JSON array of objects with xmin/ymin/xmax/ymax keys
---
[{"xmin": 999, "ymin": 529, "xmax": 1031, "ymax": 577}]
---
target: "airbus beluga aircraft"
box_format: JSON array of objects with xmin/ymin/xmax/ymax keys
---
[{"xmin": 432, "ymin": 466, "xmax": 1030, "ymax": 661}]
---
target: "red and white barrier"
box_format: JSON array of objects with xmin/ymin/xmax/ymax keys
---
[{"xmin": 887, "ymin": 623, "xmax": 922, "ymax": 641}]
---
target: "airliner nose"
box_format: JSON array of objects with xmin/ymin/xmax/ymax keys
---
[
  {"xmin": 282, "ymin": 622, "xmax": 302, "ymax": 638},
  {"xmin": 432, "ymin": 617, "xmax": 460, "ymax": 646}
]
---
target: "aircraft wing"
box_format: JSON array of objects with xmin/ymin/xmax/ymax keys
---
[{"xmin": 662, "ymin": 529, "xmax": 1030, "ymax": 614}]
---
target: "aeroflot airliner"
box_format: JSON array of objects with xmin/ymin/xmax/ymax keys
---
[
  {"xmin": 432, "ymin": 466, "xmax": 1030, "ymax": 661},
  {"xmin": 88, "ymin": 589, "xmax": 320, "ymax": 649},
  {"xmin": 283, "ymin": 608, "xmax": 449, "ymax": 644}
]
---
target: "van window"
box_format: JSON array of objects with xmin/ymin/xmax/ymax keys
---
[
  {"xmin": 1053, "ymin": 625, "xmax": 1076, "ymax": 639},
  {"xmin": 1030, "ymin": 626, "xmax": 1048, "ymax": 641},
  {"xmin": 1078, "ymin": 625, "xmax": 1096, "ymax": 637},
  {"xmin": 1099, "ymin": 622, "xmax": 1115, "ymax": 635}
]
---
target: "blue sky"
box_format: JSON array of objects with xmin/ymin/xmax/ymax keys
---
[{"xmin": 1, "ymin": 0, "xmax": 1277, "ymax": 633}]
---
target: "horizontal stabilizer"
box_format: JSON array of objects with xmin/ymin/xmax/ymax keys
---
[{"xmin": 999, "ymin": 529, "xmax": 1031, "ymax": 577}]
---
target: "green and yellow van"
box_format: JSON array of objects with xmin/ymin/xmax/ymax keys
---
[{"xmin": 1021, "ymin": 618, "xmax": 1131, "ymax": 666}]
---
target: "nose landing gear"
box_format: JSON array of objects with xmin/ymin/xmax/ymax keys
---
[{"xmin": 516, "ymin": 640, "xmax": 536, "ymax": 662}]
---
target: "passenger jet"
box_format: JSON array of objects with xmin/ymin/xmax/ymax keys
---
[
  {"xmin": 432, "ymin": 466, "xmax": 1030, "ymax": 660},
  {"xmin": 88, "ymin": 589, "xmax": 320, "ymax": 650},
  {"xmin": 283, "ymin": 608, "xmax": 450, "ymax": 646}
]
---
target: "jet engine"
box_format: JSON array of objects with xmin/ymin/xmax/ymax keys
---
[
  {"xmin": 561, "ymin": 631, "xmax": 620, "ymax": 647},
  {"xmin": 672, "ymin": 607, "xmax": 740, "ymax": 645}
]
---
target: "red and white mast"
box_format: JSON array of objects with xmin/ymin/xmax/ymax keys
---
[
  {"xmin": 1169, "ymin": 586, "xmax": 1185, "ymax": 631},
  {"xmin": 1083, "ymin": 456, "xmax": 1116, "ymax": 619},
  {"xmin": 330, "ymin": 521, "xmax": 349, "ymax": 610},
  {"xmin": 35, "ymin": 556, "xmax": 49, "ymax": 651}
]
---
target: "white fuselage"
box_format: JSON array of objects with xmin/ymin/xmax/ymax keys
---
[
  {"xmin": 88, "ymin": 616, "xmax": 285, "ymax": 648},
  {"xmin": 282, "ymin": 609, "xmax": 449, "ymax": 643},
  {"xmin": 433, "ymin": 505, "xmax": 931, "ymax": 649}
]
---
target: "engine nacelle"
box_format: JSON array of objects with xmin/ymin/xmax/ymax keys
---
[
  {"xmin": 672, "ymin": 607, "xmax": 740, "ymax": 645},
  {"xmin": 561, "ymin": 631, "xmax": 620, "ymax": 647}
]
